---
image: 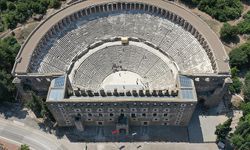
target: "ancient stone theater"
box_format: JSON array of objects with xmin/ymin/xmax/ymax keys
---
[{"xmin": 12, "ymin": 0, "xmax": 231, "ymax": 134}]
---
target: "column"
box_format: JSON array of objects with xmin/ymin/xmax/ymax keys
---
[
  {"xmin": 176, "ymin": 16, "xmax": 180, "ymax": 24},
  {"xmin": 81, "ymin": 9, "xmax": 87, "ymax": 17},
  {"xmin": 187, "ymin": 23, "xmax": 192, "ymax": 31},
  {"xmin": 191, "ymin": 27, "xmax": 195, "ymax": 35},
  {"xmin": 127, "ymin": 3, "xmax": 131, "ymax": 10},
  {"xmin": 194, "ymin": 31, "xmax": 198, "ymax": 37},
  {"xmin": 113, "ymin": 3, "xmax": 117, "ymax": 11},
  {"xmin": 166, "ymin": 11, "xmax": 169, "ymax": 19},
  {"xmin": 158, "ymin": 8, "xmax": 161, "ymax": 15},
  {"xmin": 99, "ymin": 5, "xmax": 103, "ymax": 12},
  {"xmin": 140, "ymin": 3, "xmax": 144, "ymax": 10},
  {"xmin": 169, "ymin": 13, "xmax": 173, "ymax": 20},
  {"xmin": 179, "ymin": 18, "xmax": 184, "ymax": 26},
  {"xmin": 145, "ymin": 4, "xmax": 148, "ymax": 12},
  {"xmin": 117, "ymin": 3, "xmax": 121, "ymax": 10},
  {"xmin": 162, "ymin": 9, "xmax": 166, "ymax": 16},
  {"xmin": 86, "ymin": 7, "xmax": 90, "ymax": 15},
  {"xmin": 149, "ymin": 5, "xmax": 152, "ymax": 13},
  {"xmin": 183, "ymin": 21, "xmax": 188, "ymax": 29},
  {"xmin": 65, "ymin": 17, "xmax": 70, "ymax": 24},
  {"xmin": 77, "ymin": 11, "xmax": 82, "ymax": 18}
]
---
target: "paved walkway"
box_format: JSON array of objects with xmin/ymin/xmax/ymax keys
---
[
  {"xmin": 0, "ymin": 117, "xmax": 221, "ymax": 150},
  {"xmin": 0, "ymin": 118, "xmax": 69, "ymax": 150},
  {"xmin": 0, "ymin": 103, "xmax": 223, "ymax": 149},
  {"xmin": 85, "ymin": 142, "xmax": 219, "ymax": 150},
  {"xmin": 188, "ymin": 105, "xmax": 228, "ymax": 143},
  {"xmin": 230, "ymin": 110, "xmax": 243, "ymax": 133},
  {"xmin": 0, "ymin": 137, "xmax": 19, "ymax": 150}
]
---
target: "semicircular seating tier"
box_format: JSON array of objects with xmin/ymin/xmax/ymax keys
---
[
  {"xmin": 72, "ymin": 45, "xmax": 177, "ymax": 90},
  {"xmin": 29, "ymin": 11, "xmax": 214, "ymax": 75}
]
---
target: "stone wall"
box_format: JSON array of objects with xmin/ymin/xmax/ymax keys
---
[{"xmin": 47, "ymin": 101, "xmax": 196, "ymax": 129}]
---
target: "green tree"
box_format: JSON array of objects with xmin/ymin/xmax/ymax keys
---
[
  {"xmin": 0, "ymin": 36, "xmax": 20, "ymax": 103},
  {"xmin": 40, "ymin": 0, "xmax": 50, "ymax": 8},
  {"xmin": 25, "ymin": 94, "xmax": 42, "ymax": 116},
  {"xmin": 215, "ymin": 118, "xmax": 232, "ymax": 141},
  {"xmin": 229, "ymin": 48, "xmax": 248, "ymax": 68},
  {"xmin": 2, "ymin": 12, "xmax": 18, "ymax": 29},
  {"xmin": 220, "ymin": 23, "xmax": 238, "ymax": 41},
  {"xmin": 0, "ymin": 70, "xmax": 16, "ymax": 102},
  {"xmin": 244, "ymin": 71, "xmax": 250, "ymax": 102},
  {"xmin": 231, "ymin": 134, "xmax": 245, "ymax": 148},
  {"xmin": 25, "ymin": 93, "xmax": 49, "ymax": 118},
  {"xmin": 196, "ymin": 0, "xmax": 243, "ymax": 21},
  {"xmin": 229, "ymin": 42, "xmax": 250, "ymax": 69},
  {"xmin": 0, "ymin": 0, "xmax": 62, "ymax": 30},
  {"xmin": 241, "ymin": 102, "xmax": 250, "ymax": 115},
  {"xmin": 244, "ymin": 83, "xmax": 250, "ymax": 102},
  {"xmin": 229, "ymin": 77, "xmax": 242, "ymax": 94},
  {"xmin": 245, "ymin": 71, "xmax": 250, "ymax": 84},
  {"xmin": 49, "ymin": 0, "xmax": 61, "ymax": 9},
  {"xmin": 230, "ymin": 107, "xmax": 250, "ymax": 149},
  {"xmin": 15, "ymin": 2, "xmax": 31, "ymax": 23},
  {"xmin": 20, "ymin": 144, "xmax": 30, "ymax": 150},
  {"xmin": 0, "ymin": 36, "xmax": 20, "ymax": 71},
  {"xmin": 231, "ymin": 67, "xmax": 239, "ymax": 78},
  {"xmin": 0, "ymin": 20, "xmax": 4, "ymax": 32},
  {"xmin": 30, "ymin": 2, "xmax": 47, "ymax": 14},
  {"xmin": 0, "ymin": 0, "xmax": 7, "ymax": 11},
  {"xmin": 7, "ymin": 2, "xmax": 16, "ymax": 11},
  {"xmin": 237, "ymin": 11, "xmax": 250, "ymax": 34}
]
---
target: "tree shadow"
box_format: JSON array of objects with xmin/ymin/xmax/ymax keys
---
[
  {"xmin": 178, "ymin": 0, "xmax": 197, "ymax": 9},
  {"xmin": 45, "ymin": 102, "xmax": 231, "ymax": 143},
  {"xmin": 0, "ymin": 102, "xmax": 28, "ymax": 119},
  {"xmin": 241, "ymin": 0, "xmax": 250, "ymax": 6},
  {"xmin": 221, "ymin": 35, "xmax": 240, "ymax": 45},
  {"xmin": 53, "ymin": 125, "xmax": 190, "ymax": 142},
  {"xmin": 238, "ymin": 68, "xmax": 250, "ymax": 78},
  {"xmin": 188, "ymin": 104, "xmax": 204, "ymax": 143}
]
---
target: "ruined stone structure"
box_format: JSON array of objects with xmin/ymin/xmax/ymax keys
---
[{"xmin": 12, "ymin": 0, "xmax": 231, "ymax": 134}]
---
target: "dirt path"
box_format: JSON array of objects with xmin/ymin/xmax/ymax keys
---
[
  {"xmin": 0, "ymin": 3, "xmax": 65, "ymax": 41},
  {"xmin": 229, "ymin": 3, "xmax": 250, "ymax": 26},
  {"xmin": 176, "ymin": 1, "xmax": 250, "ymax": 54}
]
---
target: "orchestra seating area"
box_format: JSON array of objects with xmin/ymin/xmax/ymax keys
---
[{"xmin": 72, "ymin": 45, "xmax": 175, "ymax": 90}]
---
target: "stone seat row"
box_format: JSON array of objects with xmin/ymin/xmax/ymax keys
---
[{"xmin": 31, "ymin": 13, "xmax": 213, "ymax": 74}]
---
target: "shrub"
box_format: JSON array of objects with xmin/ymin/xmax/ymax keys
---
[
  {"xmin": 230, "ymin": 134, "xmax": 245, "ymax": 147},
  {"xmin": 49, "ymin": 0, "xmax": 61, "ymax": 9},
  {"xmin": 0, "ymin": 36, "xmax": 20, "ymax": 103},
  {"xmin": 229, "ymin": 42, "xmax": 250, "ymax": 69},
  {"xmin": 1, "ymin": 0, "xmax": 62, "ymax": 30},
  {"xmin": 231, "ymin": 67, "xmax": 239, "ymax": 78},
  {"xmin": 7, "ymin": 2, "xmax": 16, "ymax": 11},
  {"xmin": 197, "ymin": 0, "xmax": 243, "ymax": 22},
  {"xmin": 220, "ymin": 23, "xmax": 238, "ymax": 41},
  {"xmin": 215, "ymin": 118, "xmax": 232, "ymax": 141},
  {"xmin": 0, "ymin": 21, "xmax": 4, "ymax": 32},
  {"xmin": 25, "ymin": 93, "xmax": 50, "ymax": 118},
  {"xmin": 229, "ymin": 77, "xmax": 242, "ymax": 94},
  {"xmin": 21, "ymin": 144, "xmax": 30, "ymax": 150},
  {"xmin": 241, "ymin": 102, "xmax": 250, "ymax": 116},
  {"xmin": 2, "ymin": 12, "xmax": 18, "ymax": 29},
  {"xmin": 237, "ymin": 11, "xmax": 250, "ymax": 34},
  {"xmin": 0, "ymin": 0, "xmax": 7, "ymax": 11}
]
